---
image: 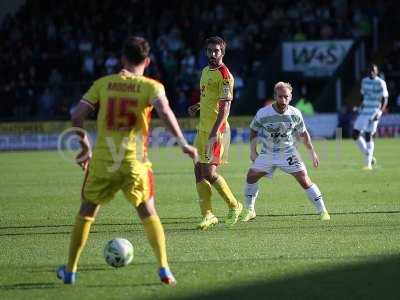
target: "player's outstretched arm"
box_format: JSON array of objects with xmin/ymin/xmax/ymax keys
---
[
  {"xmin": 71, "ymin": 100, "xmax": 94, "ymax": 171},
  {"xmin": 152, "ymin": 95, "xmax": 198, "ymax": 160},
  {"xmin": 299, "ymin": 130, "xmax": 319, "ymax": 168}
]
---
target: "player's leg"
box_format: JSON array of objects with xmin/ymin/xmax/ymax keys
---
[
  {"xmin": 57, "ymin": 200, "xmax": 100, "ymax": 284},
  {"xmin": 57, "ymin": 161, "xmax": 117, "ymax": 284},
  {"xmin": 195, "ymin": 162, "xmax": 213, "ymax": 217},
  {"xmin": 242, "ymin": 153, "xmax": 275, "ymax": 222},
  {"xmin": 364, "ymin": 118, "xmax": 378, "ymax": 169},
  {"xmin": 353, "ymin": 116, "xmax": 370, "ymax": 166},
  {"xmin": 194, "ymin": 132, "xmax": 214, "ymax": 227},
  {"xmin": 364, "ymin": 132, "xmax": 374, "ymax": 169},
  {"xmin": 135, "ymin": 198, "xmax": 176, "ymax": 285},
  {"xmin": 353, "ymin": 129, "xmax": 367, "ymax": 156},
  {"xmin": 203, "ymin": 163, "xmax": 243, "ymax": 225},
  {"xmin": 291, "ymin": 170, "xmax": 330, "ymax": 220},
  {"xmin": 123, "ymin": 166, "xmax": 175, "ymax": 285},
  {"xmin": 196, "ymin": 162, "xmax": 218, "ymax": 229},
  {"xmin": 242, "ymin": 168, "xmax": 267, "ymax": 222},
  {"xmin": 67, "ymin": 201, "xmax": 100, "ymax": 272}
]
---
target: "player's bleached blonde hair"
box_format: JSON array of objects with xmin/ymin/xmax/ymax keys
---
[{"xmin": 274, "ymin": 82, "xmax": 293, "ymax": 97}]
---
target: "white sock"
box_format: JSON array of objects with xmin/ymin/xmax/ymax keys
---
[
  {"xmin": 366, "ymin": 140, "xmax": 374, "ymax": 167},
  {"xmin": 356, "ymin": 136, "xmax": 367, "ymax": 156},
  {"xmin": 305, "ymin": 184, "xmax": 327, "ymax": 214},
  {"xmin": 244, "ymin": 182, "xmax": 259, "ymax": 211}
]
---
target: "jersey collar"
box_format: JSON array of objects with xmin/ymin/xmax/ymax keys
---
[
  {"xmin": 120, "ymin": 69, "xmax": 140, "ymax": 77},
  {"xmin": 208, "ymin": 63, "xmax": 225, "ymax": 71}
]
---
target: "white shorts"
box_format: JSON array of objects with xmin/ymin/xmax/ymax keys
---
[
  {"xmin": 251, "ymin": 151, "xmax": 306, "ymax": 178},
  {"xmin": 353, "ymin": 115, "xmax": 378, "ymax": 134}
]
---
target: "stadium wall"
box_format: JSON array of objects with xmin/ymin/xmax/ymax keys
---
[{"xmin": 0, "ymin": 114, "xmax": 399, "ymax": 151}]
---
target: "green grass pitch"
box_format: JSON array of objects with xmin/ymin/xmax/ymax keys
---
[{"xmin": 0, "ymin": 139, "xmax": 399, "ymax": 299}]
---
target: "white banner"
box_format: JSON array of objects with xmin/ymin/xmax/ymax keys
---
[
  {"xmin": 1, "ymin": 114, "xmax": 400, "ymax": 150},
  {"xmin": 283, "ymin": 40, "xmax": 354, "ymax": 77}
]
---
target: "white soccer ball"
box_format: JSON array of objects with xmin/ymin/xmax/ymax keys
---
[{"xmin": 103, "ymin": 238, "xmax": 134, "ymax": 268}]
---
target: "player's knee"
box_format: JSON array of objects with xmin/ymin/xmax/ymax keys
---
[
  {"xmin": 246, "ymin": 170, "xmax": 261, "ymax": 184},
  {"xmin": 194, "ymin": 164, "xmax": 203, "ymax": 182},
  {"xmin": 204, "ymin": 172, "xmax": 218, "ymax": 183},
  {"xmin": 302, "ymin": 181, "xmax": 313, "ymax": 189},
  {"xmin": 136, "ymin": 198, "xmax": 156, "ymax": 220},
  {"xmin": 294, "ymin": 172, "xmax": 312, "ymax": 189},
  {"xmin": 79, "ymin": 201, "xmax": 100, "ymax": 218},
  {"xmin": 365, "ymin": 132, "xmax": 371, "ymax": 142},
  {"xmin": 352, "ymin": 130, "xmax": 360, "ymax": 140},
  {"xmin": 201, "ymin": 165, "xmax": 218, "ymax": 183}
]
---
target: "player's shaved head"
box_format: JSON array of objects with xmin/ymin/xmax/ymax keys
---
[
  {"xmin": 205, "ymin": 36, "xmax": 226, "ymax": 55},
  {"xmin": 122, "ymin": 36, "xmax": 150, "ymax": 65}
]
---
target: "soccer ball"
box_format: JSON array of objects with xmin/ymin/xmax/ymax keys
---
[{"xmin": 103, "ymin": 238, "xmax": 134, "ymax": 268}]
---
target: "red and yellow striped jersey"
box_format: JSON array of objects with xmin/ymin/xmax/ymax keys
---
[
  {"xmin": 198, "ymin": 64, "xmax": 234, "ymax": 133},
  {"xmin": 82, "ymin": 69, "xmax": 165, "ymax": 162}
]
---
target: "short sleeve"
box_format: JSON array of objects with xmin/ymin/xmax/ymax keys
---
[
  {"xmin": 148, "ymin": 81, "xmax": 166, "ymax": 105},
  {"xmin": 360, "ymin": 79, "xmax": 365, "ymax": 95},
  {"xmin": 381, "ymin": 80, "xmax": 389, "ymax": 98},
  {"xmin": 82, "ymin": 80, "xmax": 101, "ymax": 108},
  {"xmin": 218, "ymin": 77, "xmax": 234, "ymax": 101},
  {"xmin": 250, "ymin": 111, "xmax": 262, "ymax": 132},
  {"xmin": 294, "ymin": 111, "xmax": 306, "ymax": 134}
]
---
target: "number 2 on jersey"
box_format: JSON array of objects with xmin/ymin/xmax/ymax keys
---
[{"xmin": 107, "ymin": 97, "xmax": 137, "ymax": 130}]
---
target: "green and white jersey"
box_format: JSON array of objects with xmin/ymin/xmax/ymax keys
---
[
  {"xmin": 250, "ymin": 104, "xmax": 306, "ymax": 154},
  {"xmin": 360, "ymin": 76, "xmax": 388, "ymax": 116}
]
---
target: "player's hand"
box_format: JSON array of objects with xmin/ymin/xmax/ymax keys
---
[
  {"xmin": 181, "ymin": 144, "xmax": 198, "ymax": 162},
  {"xmin": 76, "ymin": 148, "xmax": 91, "ymax": 171},
  {"xmin": 311, "ymin": 151, "xmax": 319, "ymax": 168},
  {"xmin": 76, "ymin": 140, "xmax": 92, "ymax": 171},
  {"xmin": 188, "ymin": 103, "xmax": 200, "ymax": 117},
  {"xmin": 250, "ymin": 151, "xmax": 258, "ymax": 162}
]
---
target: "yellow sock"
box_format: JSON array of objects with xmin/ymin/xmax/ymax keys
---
[
  {"xmin": 196, "ymin": 180, "xmax": 212, "ymax": 216},
  {"xmin": 212, "ymin": 175, "xmax": 238, "ymax": 208},
  {"xmin": 142, "ymin": 215, "xmax": 168, "ymax": 268},
  {"xmin": 67, "ymin": 215, "xmax": 94, "ymax": 272}
]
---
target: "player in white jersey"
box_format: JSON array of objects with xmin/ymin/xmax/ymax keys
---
[
  {"xmin": 241, "ymin": 82, "xmax": 330, "ymax": 222},
  {"xmin": 352, "ymin": 64, "xmax": 389, "ymax": 170}
]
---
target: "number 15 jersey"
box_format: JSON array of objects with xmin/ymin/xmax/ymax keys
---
[{"xmin": 82, "ymin": 69, "xmax": 165, "ymax": 162}]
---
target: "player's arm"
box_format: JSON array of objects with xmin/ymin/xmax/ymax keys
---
[
  {"xmin": 249, "ymin": 129, "xmax": 258, "ymax": 162},
  {"xmin": 152, "ymin": 95, "xmax": 197, "ymax": 160},
  {"xmin": 299, "ymin": 130, "xmax": 319, "ymax": 168},
  {"xmin": 358, "ymin": 79, "xmax": 365, "ymax": 112},
  {"xmin": 71, "ymin": 100, "xmax": 94, "ymax": 170},
  {"xmin": 380, "ymin": 80, "xmax": 389, "ymax": 112},
  {"xmin": 372, "ymin": 96, "xmax": 388, "ymax": 121},
  {"xmin": 373, "ymin": 81, "xmax": 389, "ymax": 121},
  {"xmin": 249, "ymin": 113, "xmax": 261, "ymax": 161},
  {"xmin": 380, "ymin": 96, "xmax": 388, "ymax": 112},
  {"xmin": 375, "ymin": 90, "xmax": 389, "ymax": 120},
  {"xmin": 208, "ymin": 100, "xmax": 231, "ymax": 141}
]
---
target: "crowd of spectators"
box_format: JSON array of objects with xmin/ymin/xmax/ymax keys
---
[{"xmin": 0, "ymin": 0, "xmax": 386, "ymax": 120}]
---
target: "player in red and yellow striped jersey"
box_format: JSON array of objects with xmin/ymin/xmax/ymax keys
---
[
  {"xmin": 57, "ymin": 36, "xmax": 197, "ymax": 286},
  {"xmin": 188, "ymin": 36, "xmax": 242, "ymax": 229}
]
